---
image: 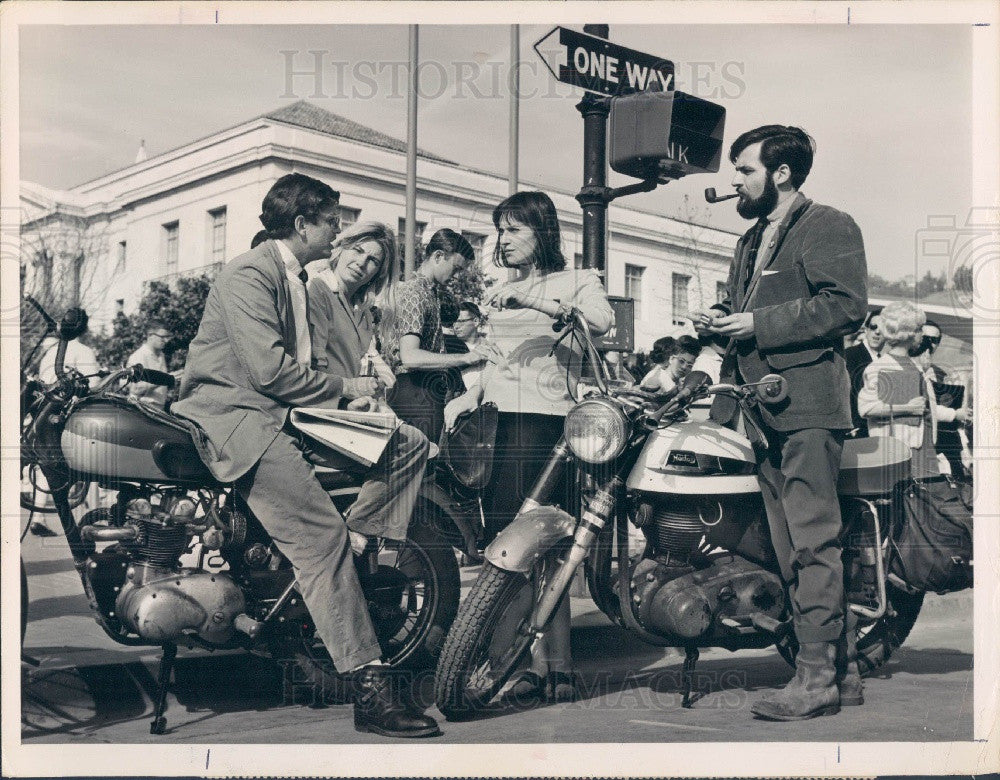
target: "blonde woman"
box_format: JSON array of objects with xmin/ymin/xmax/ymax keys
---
[
  {"xmin": 857, "ymin": 300, "xmax": 970, "ymax": 478},
  {"xmin": 307, "ymin": 220, "xmax": 399, "ymax": 385}
]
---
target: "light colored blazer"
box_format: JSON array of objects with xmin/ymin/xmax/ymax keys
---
[
  {"xmin": 857, "ymin": 353, "xmax": 956, "ymax": 449},
  {"xmin": 172, "ymin": 240, "xmax": 345, "ymax": 483}
]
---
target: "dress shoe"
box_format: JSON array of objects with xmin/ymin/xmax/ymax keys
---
[
  {"xmin": 751, "ymin": 641, "xmax": 841, "ymax": 721},
  {"xmin": 836, "ymin": 629, "xmax": 864, "ymax": 706},
  {"xmin": 353, "ymin": 666, "xmax": 441, "ymax": 738}
]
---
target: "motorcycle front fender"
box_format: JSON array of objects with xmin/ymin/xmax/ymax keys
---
[{"xmin": 485, "ymin": 505, "xmax": 576, "ymax": 574}]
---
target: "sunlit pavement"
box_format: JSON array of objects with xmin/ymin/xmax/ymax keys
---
[{"xmin": 19, "ymin": 518, "xmax": 973, "ymax": 745}]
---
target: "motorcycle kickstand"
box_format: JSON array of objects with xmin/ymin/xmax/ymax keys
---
[
  {"xmin": 681, "ymin": 646, "xmax": 699, "ymax": 709},
  {"xmin": 150, "ymin": 643, "xmax": 177, "ymax": 735}
]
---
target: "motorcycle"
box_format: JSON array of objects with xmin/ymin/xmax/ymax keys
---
[
  {"xmin": 434, "ymin": 308, "xmax": 928, "ymax": 717},
  {"xmin": 19, "ymin": 298, "xmax": 466, "ymax": 735}
]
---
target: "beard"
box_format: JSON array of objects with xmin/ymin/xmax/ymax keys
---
[{"xmin": 736, "ymin": 173, "xmax": 780, "ymax": 220}]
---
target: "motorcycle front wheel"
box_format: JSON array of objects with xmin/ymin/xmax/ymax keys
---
[
  {"xmin": 280, "ymin": 510, "xmax": 460, "ymax": 704},
  {"xmin": 434, "ymin": 555, "xmax": 558, "ymax": 720}
]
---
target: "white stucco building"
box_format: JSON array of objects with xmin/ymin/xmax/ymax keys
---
[{"xmin": 20, "ymin": 100, "xmax": 738, "ymax": 351}]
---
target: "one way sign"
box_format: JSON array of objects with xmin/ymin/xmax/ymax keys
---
[{"xmin": 534, "ymin": 27, "xmax": 675, "ymax": 97}]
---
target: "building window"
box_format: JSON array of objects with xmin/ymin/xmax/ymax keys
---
[
  {"xmin": 574, "ymin": 252, "xmax": 584, "ymax": 270},
  {"xmin": 115, "ymin": 299, "xmax": 125, "ymax": 315},
  {"xmin": 339, "ymin": 206, "xmax": 360, "ymax": 231},
  {"xmin": 624, "ymin": 264, "xmax": 644, "ymax": 320},
  {"xmin": 397, "ymin": 217, "xmax": 427, "ymax": 266},
  {"xmin": 461, "ymin": 231, "xmax": 486, "ymax": 262},
  {"xmin": 672, "ymin": 273, "xmax": 690, "ymax": 325},
  {"xmin": 162, "ymin": 221, "xmax": 179, "ymax": 268},
  {"xmin": 208, "ymin": 207, "xmax": 227, "ymax": 263},
  {"xmin": 116, "ymin": 240, "xmax": 127, "ymax": 271},
  {"xmin": 716, "ymin": 280, "xmax": 728, "ymax": 304}
]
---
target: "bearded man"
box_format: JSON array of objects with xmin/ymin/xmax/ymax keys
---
[{"xmin": 693, "ymin": 125, "xmax": 868, "ymax": 721}]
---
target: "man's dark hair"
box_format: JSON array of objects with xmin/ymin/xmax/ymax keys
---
[
  {"xmin": 420, "ymin": 228, "xmax": 476, "ymax": 268},
  {"xmin": 250, "ymin": 230, "xmax": 269, "ymax": 249},
  {"xmin": 146, "ymin": 318, "xmax": 167, "ymax": 334},
  {"xmin": 492, "ymin": 190, "xmax": 566, "ymax": 272},
  {"xmin": 458, "ymin": 301, "xmax": 483, "ymax": 321},
  {"xmin": 259, "ymin": 173, "xmax": 340, "ymax": 240},
  {"xmin": 729, "ymin": 125, "xmax": 816, "ymax": 189}
]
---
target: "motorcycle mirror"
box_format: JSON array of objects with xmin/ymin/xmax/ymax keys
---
[
  {"xmin": 59, "ymin": 307, "xmax": 89, "ymax": 341},
  {"xmin": 755, "ymin": 373, "xmax": 788, "ymax": 404},
  {"xmin": 678, "ymin": 370, "xmax": 711, "ymax": 397}
]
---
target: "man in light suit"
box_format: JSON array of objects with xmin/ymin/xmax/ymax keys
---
[
  {"xmin": 694, "ymin": 126, "xmax": 868, "ymax": 721},
  {"xmin": 172, "ymin": 174, "xmax": 438, "ymax": 738}
]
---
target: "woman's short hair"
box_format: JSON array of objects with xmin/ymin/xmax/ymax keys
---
[
  {"xmin": 491, "ymin": 191, "xmax": 566, "ymax": 273},
  {"xmin": 674, "ymin": 335, "xmax": 703, "ymax": 359},
  {"xmin": 329, "ymin": 221, "xmax": 399, "ymax": 308},
  {"xmin": 878, "ymin": 300, "xmax": 926, "ymax": 349},
  {"xmin": 649, "ymin": 337, "xmax": 677, "ymax": 364},
  {"xmin": 420, "ymin": 228, "xmax": 476, "ymax": 268},
  {"xmin": 259, "ymin": 173, "xmax": 340, "ymax": 240}
]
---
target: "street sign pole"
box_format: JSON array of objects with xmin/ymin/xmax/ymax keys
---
[{"xmin": 575, "ymin": 24, "xmax": 610, "ymax": 277}]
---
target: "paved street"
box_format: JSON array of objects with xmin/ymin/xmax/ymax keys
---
[{"xmin": 19, "ymin": 521, "xmax": 973, "ymax": 745}]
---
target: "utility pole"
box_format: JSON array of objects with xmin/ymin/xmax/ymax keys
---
[
  {"xmin": 575, "ymin": 24, "xmax": 610, "ymax": 279},
  {"xmin": 404, "ymin": 24, "xmax": 419, "ymax": 280}
]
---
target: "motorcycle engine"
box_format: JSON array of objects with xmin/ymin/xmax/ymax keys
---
[
  {"xmin": 628, "ymin": 494, "xmax": 783, "ymax": 639},
  {"xmin": 89, "ymin": 491, "xmax": 247, "ymax": 644}
]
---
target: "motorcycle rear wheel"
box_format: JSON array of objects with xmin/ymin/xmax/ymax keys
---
[
  {"xmin": 281, "ymin": 512, "xmax": 460, "ymax": 705},
  {"xmin": 434, "ymin": 559, "xmax": 549, "ymax": 720},
  {"xmin": 777, "ymin": 584, "xmax": 925, "ymax": 673}
]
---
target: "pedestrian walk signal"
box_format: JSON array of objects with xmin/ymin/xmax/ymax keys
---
[{"xmin": 610, "ymin": 90, "xmax": 726, "ymax": 182}]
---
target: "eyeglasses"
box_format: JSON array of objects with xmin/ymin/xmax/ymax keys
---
[
  {"xmin": 152, "ymin": 332, "xmax": 171, "ymax": 339},
  {"xmin": 455, "ymin": 317, "xmax": 477, "ymax": 324},
  {"xmin": 866, "ymin": 322, "xmax": 879, "ymax": 331}
]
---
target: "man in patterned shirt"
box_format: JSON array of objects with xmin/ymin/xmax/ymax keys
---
[{"xmin": 381, "ymin": 228, "xmax": 487, "ymax": 441}]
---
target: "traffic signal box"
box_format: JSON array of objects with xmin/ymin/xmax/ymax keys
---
[{"xmin": 609, "ymin": 90, "xmax": 726, "ymax": 182}]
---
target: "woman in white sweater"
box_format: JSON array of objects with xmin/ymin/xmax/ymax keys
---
[
  {"xmin": 444, "ymin": 191, "xmax": 614, "ymax": 702},
  {"xmin": 857, "ymin": 300, "xmax": 970, "ymax": 479}
]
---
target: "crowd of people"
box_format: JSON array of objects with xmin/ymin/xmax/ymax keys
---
[{"xmin": 28, "ymin": 123, "xmax": 975, "ymax": 734}]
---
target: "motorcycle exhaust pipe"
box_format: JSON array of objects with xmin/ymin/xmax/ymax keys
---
[
  {"xmin": 705, "ymin": 187, "xmax": 738, "ymax": 203},
  {"xmin": 81, "ymin": 525, "xmax": 139, "ymax": 542}
]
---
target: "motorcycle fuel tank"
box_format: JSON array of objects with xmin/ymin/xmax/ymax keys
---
[
  {"xmin": 627, "ymin": 419, "xmax": 759, "ymax": 494},
  {"xmin": 62, "ymin": 397, "xmax": 211, "ymax": 484}
]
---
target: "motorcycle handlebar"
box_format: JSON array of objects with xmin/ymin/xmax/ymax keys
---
[{"xmin": 130, "ymin": 364, "xmax": 176, "ymax": 389}]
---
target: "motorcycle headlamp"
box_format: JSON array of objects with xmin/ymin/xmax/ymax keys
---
[{"xmin": 563, "ymin": 397, "xmax": 629, "ymax": 464}]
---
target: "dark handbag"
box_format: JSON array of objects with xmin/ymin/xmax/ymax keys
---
[
  {"xmin": 890, "ymin": 478, "xmax": 973, "ymax": 594},
  {"xmin": 438, "ymin": 402, "xmax": 499, "ymax": 490}
]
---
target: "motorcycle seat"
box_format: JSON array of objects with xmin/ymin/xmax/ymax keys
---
[{"xmin": 838, "ymin": 436, "xmax": 912, "ymax": 496}]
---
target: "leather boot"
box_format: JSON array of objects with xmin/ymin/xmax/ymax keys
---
[
  {"xmin": 836, "ymin": 629, "xmax": 864, "ymax": 706},
  {"xmin": 751, "ymin": 641, "xmax": 841, "ymax": 721},
  {"xmin": 353, "ymin": 667, "xmax": 441, "ymax": 738}
]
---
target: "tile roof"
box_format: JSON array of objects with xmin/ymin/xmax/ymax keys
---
[{"xmin": 264, "ymin": 100, "xmax": 454, "ymax": 164}]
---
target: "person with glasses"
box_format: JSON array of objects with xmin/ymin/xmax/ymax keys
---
[
  {"xmin": 173, "ymin": 174, "xmax": 439, "ymax": 738},
  {"xmin": 845, "ymin": 309, "xmax": 885, "ymax": 437},
  {"xmin": 378, "ymin": 228, "xmax": 488, "ymax": 443},
  {"xmin": 639, "ymin": 335, "xmax": 703, "ymax": 394},
  {"xmin": 911, "ymin": 319, "xmax": 968, "ymax": 480},
  {"xmin": 126, "ymin": 319, "xmax": 173, "ymax": 409}
]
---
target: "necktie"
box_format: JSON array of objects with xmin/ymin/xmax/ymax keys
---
[{"xmin": 743, "ymin": 218, "xmax": 768, "ymax": 293}]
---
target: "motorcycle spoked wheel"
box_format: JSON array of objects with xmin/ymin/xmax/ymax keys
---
[
  {"xmin": 776, "ymin": 583, "xmax": 925, "ymax": 674},
  {"xmin": 434, "ymin": 549, "xmax": 564, "ymax": 721},
  {"xmin": 280, "ymin": 515, "xmax": 460, "ymax": 706}
]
